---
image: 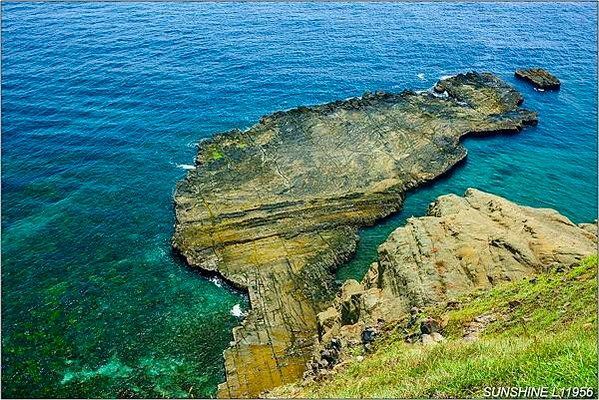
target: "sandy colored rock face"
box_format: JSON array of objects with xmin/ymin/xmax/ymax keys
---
[
  {"xmin": 367, "ymin": 189, "xmax": 597, "ymax": 305},
  {"xmin": 318, "ymin": 189, "xmax": 597, "ymax": 343},
  {"xmin": 172, "ymin": 73, "xmax": 537, "ymax": 398}
]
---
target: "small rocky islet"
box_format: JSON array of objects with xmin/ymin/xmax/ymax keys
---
[
  {"xmin": 515, "ymin": 68, "xmax": 561, "ymax": 90},
  {"xmin": 173, "ymin": 72, "xmax": 554, "ymax": 398}
]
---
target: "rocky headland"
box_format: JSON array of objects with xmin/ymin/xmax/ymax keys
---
[
  {"xmin": 314, "ymin": 189, "xmax": 597, "ymax": 351},
  {"xmin": 515, "ymin": 68, "xmax": 561, "ymax": 90},
  {"xmin": 172, "ymin": 72, "xmax": 538, "ymax": 398}
]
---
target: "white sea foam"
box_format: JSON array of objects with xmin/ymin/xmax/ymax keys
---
[
  {"xmin": 417, "ymin": 73, "xmax": 426, "ymax": 81},
  {"xmin": 430, "ymin": 89, "xmax": 449, "ymax": 98},
  {"xmin": 177, "ymin": 164, "xmax": 196, "ymax": 170},
  {"xmin": 209, "ymin": 276, "xmax": 223, "ymax": 288},
  {"xmin": 440, "ymin": 74, "xmax": 456, "ymax": 80},
  {"xmin": 230, "ymin": 304, "xmax": 245, "ymax": 317}
]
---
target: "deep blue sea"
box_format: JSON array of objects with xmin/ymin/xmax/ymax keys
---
[{"xmin": 2, "ymin": 2, "xmax": 597, "ymax": 398}]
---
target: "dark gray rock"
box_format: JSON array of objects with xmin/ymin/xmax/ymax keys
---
[
  {"xmin": 420, "ymin": 316, "xmax": 441, "ymax": 335},
  {"xmin": 515, "ymin": 68, "xmax": 561, "ymax": 90}
]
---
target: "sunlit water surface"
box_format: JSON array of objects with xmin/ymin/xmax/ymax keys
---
[{"xmin": 2, "ymin": 2, "xmax": 597, "ymax": 398}]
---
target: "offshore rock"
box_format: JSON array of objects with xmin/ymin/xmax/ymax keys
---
[
  {"xmin": 172, "ymin": 72, "xmax": 537, "ymax": 398},
  {"xmin": 317, "ymin": 189, "xmax": 597, "ymax": 345},
  {"xmin": 515, "ymin": 68, "xmax": 561, "ymax": 90}
]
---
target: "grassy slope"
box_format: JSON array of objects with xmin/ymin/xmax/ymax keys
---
[{"xmin": 272, "ymin": 256, "xmax": 598, "ymax": 398}]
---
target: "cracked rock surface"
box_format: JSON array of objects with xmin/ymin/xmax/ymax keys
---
[
  {"xmin": 172, "ymin": 72, "xmax": 538, "ymax": 398},
  {"xmin": 317, "ymin": 189, "xmax": 597, "ymax": 345}
]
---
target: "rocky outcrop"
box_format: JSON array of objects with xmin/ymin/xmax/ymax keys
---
[
  {"xmin": 515, "ymin": 68, "xmax": 561, "ymax": 90},
  {"xmin": 172, "ymin": 73, "xmax": 538, "ymax": 398},
  {"xmin": 316, "ymin": 189, "xmax": 597, "ymax": 345}
]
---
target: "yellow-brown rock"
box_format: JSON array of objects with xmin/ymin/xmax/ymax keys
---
[
  {"xmin": 172, "ymin": 73, "xmax": 538, "ymax": 398},
  {"xmin": 317, "ymin": 189, "xmax": 597, "ymax": 345}
]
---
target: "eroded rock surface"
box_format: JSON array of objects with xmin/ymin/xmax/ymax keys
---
[
  {"xmin": 317, "ymin": 189, "xmax": 597, "ymax": 345},
  {"xmin": 515, "ymin": 68, "xmax": 561, "ymax": 90},
  {"xmin": 172, "ymin": 73, "xmax": 537, "ymax": 398}
]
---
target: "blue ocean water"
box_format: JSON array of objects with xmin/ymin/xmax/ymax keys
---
[{"xmin": 1, "ymin": 2, "xmax": 597, "ymax": 398}]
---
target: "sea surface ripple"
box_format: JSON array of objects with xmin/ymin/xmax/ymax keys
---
[{"xmin": 2, "ymin": 2, "xmax": 597, "ymax": 398}]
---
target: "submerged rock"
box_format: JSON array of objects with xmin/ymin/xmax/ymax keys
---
[
  {"xmin": 172, "ymin": 72, "xmax": 537, "ymax": 398},
  {"xmin": 515, "ymin": 68, "xmax": 561, "ymax": 90}
]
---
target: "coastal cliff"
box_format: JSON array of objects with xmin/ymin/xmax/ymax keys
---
[
  {"xmin": 172, "ymin": 72, "xmax": 538, "ymax": 398},
  {"xmin": 315, "ymin": 189, "xmax": 597, "ymax": 346}
]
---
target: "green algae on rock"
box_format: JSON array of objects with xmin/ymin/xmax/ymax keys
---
[{"xmin": 172, "ymin": 72, "xmax": 538, "ymax": 398}]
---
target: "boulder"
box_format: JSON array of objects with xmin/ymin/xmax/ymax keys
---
[
  {"xmin": 420, "ymin": 316, "xmax": 441, "ymax": 334},
  {"xmin": 421, "ymin": 334, "xmax": 436, "ymax": 345},
  {"xmin": 430, "ymin": 332, "xmax": 445, "ymax": 342},
  {"xmin": 363, "ymin": 189, "xmax": 597, "ymax": 313}
]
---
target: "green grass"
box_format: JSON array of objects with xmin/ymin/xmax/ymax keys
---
[
  {"xmin": 210, "ymin": 149, "xmax": 224, "ymax": 160},
  {"xmin": 271, "ymin": 256, "xmax": 598, "ymax": 398}
]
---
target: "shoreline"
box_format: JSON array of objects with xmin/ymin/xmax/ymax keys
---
[{"xmin": 172, "ymin": 72, "xmax": 538, "ymax": 398}]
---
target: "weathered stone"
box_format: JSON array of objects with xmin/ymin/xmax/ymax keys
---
[
  {"xmin": 579, "ymin": 221, "xmax": 598, "ymax": 235},
  {"xmin": 361, "ymin": 326, "xmax": 377, "ymax": 344},
  {"xmin": 474, "ymin": 314, "xmax": 497, "ymax": 324},
  {"xmin": 317, "ymin": 307, "xmax": 340, "ymax": 340},
  {"xmin": 421, "ymin": 334, "xmax": 436, "ymax": 345},
  {"xmin": 430, "ymin": 332, "xmax": 445, "ymax": 342},
  {"xmin": 317, "ymin": 189, "xmax": 596, "ymax": 349},
  {"xmin": 173, "ymin": 73, "xmax": 538, "ymax": 398},
  {"xmin": 508, "ymin": 300, "xmax": 522, "ymax": 308},
  {"xmin": 515, "ymin": 68, "xmax": 561, "ymax": 90},
  {"xmin": 420, "ymin": 316, "xmax": 441, "ymax": 334},
  {"xmin": 330, "ymin": 338, "xmax": 341, "ymax": 351},
  {"xmin": 339, "ymin": 280, "xmax": 366, "ymax": 326},
  {"xmin": 363, "ymin": 189, "xmax": 597, "ymax": 313}
]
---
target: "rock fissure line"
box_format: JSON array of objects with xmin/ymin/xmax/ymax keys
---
[{"xmin": 173, "ymin": 72, "xmax": 538, "ymax": 398}]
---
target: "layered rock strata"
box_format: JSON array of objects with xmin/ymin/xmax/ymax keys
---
[
  {"xmin": 515, "ymin": 68, "xmax": 561, "ymax": 90},
  {"xmin": 317, "ymin": 189, "xmax": 597, "ymax": 344},
  {"xmin": 172, "ymin": 73, "xmax": 537, "ymax": 398}
]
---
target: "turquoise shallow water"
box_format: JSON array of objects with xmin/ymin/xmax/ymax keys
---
[{"xmin": 2, "ymin": 2, "xmax": 597, "ymax": 398}]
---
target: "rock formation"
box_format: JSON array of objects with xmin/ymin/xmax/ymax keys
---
[
  {"xmin": 172, "ymin": 72, "xmax": 538, "ymax": 398},
  {"xmin": 515, "ymin": 68, "xmax": 561, "ymax": 90},
  {"xmin": 316, "ymin": 189, "xmax": 597, "ymax": 345}
]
